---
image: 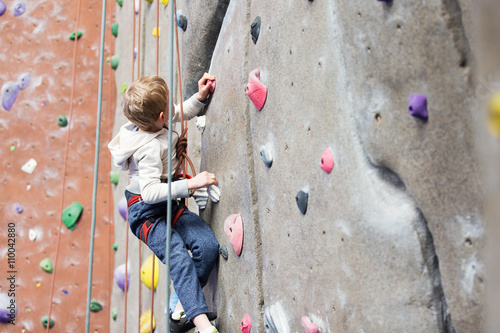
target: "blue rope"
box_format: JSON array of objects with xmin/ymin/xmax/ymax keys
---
[{"xmin": 85, "ymin": 0, "xmax": 107, "ymax": 331}]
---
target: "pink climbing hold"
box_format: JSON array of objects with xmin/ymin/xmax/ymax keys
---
[
  {"xmin": 118, "ymin": 197, "xmax": 128, "ymax": 221},
  {"xmin": 301, "ymin": 316, "xmax": 319, "ymax": 333},
  {"xmin": 246, "ymin": 69, "xmax": 267, "ymax": 111},
  {"xmin": 320, "ymin": 148, "xmax": 334, "ymax": 174},
  {"xmin": 240, "ymin": 314, "xmax": 251, "ymax": 333},
  {"xmin": 224, "ymin": 214, "xmax": 244, "ymax": 256},
  {"xmin": 208, "ymin": 79, "xmax": 216, "ymax": 93}
]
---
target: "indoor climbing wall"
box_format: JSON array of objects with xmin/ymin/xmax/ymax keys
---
[
  {"xmin": 108, "ymin": 0, "xmax": 489, "ymax": 333},
  {"xmin": 0, "ymin": 0, "xmax": 117, "ymax": 331}
]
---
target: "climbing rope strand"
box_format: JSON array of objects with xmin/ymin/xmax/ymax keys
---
[
  {"xmin": 85, "ymin": 0, "xmax": 108, "ymax": 332},
  {"xmin": 45, "ymin": 0, "xmax": 83, "ymax": 331}
]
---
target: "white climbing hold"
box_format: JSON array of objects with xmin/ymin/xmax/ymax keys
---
[
  {"xmin": 135, "ymin": 0, "xmax": 139, "ymax": 14},
  {"xmin": 196, "ymin": 116, "xmax": 206, "ymax": 134},
  {"xmin": 21, "ymin": 158, "xmax": 37, "ymax": 174},
  {"xmin": 29, "ymin": 229, "xmax": 37, "ymax": 241},
  {"xmin": 193, "ymin": 187, "xmax": 208, "ymax": 210},
  {"xmin": 207, "ymin": 184, "xmax": 221, "ymax": 203}
]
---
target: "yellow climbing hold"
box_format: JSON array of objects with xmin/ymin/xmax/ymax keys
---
[
  {"xmin": 36, "ymin": 282, "xmax": 41, "ymax": 287},
  {"xmin": 145, "ymin": 0, "xmax": 153, "ymax": 2},
  {"xmin": 140, "ymin": 254, "xmax": 159, "ymax": 290},
  {"xmin": 139, "ymin": 310, "xmax": 156, "ymax": 333},
  {"xmin": 152, "ymin": 27, "xmax": 160, "ymax": 38},
  {"xmin": 161, "ymin": 0, "xmax": 169, "ymax": 6},
  {"xmin": 488, "ymin": 92, "xmax": 500, "ymax": 137}
]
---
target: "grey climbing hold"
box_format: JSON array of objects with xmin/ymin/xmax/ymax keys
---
[
  {"xmin": 90, "ymin": 300, "xmax": 103, "ymax": 312},
  {"xmin": 2, "ymin": 81, "xmax": 20, "ymax": 111},
  {"xmin": 112, "ymin": 23, "xmax": 118, "ymax": 37},
  {"xmin": 296, "ymin": 189, "xmax": 308, "ymax": 215},
  {"xmin": 58, "ymin": 115, "xmax": 68, "ymax": 127},
  {"xmin": 41, "ymin": 315, "xmax": 55, "ymax": 328},
  {"xmin": 408, "ymin": 94, "xmax": 428, "ymax": 120},
  {"xmin": 0, "ymin": 1, "xmax": 6, "ymax": 16},
  {"xmin": 17, "ymin": 73, "xmax": 30, "ymax": 90},
  {"xmin": 111, "ymin": 307, "xmax": 117, "ymax": 321},
  {"xmin": 14, "ymin": 204, "xmax": 23, "ymax": 214},
  {"xmin": 259, "ymin": 145, "xmax": 273, "ymax": 168},
  {"xmin": 69, "ymin": 30, "xmax": 83, "ymax": 40},
  {"xmin": 250, "ymin": 16, "xmax": 261, "ymax": 44},
  {"xmin": 110, "ymin": 171, "xmax": 119, "ymax": 185},
  {"xmin": 62, "ymin": 201, "xmax": 84, "ymax": 230},
  {"xmin": 177, "ymin": 12, "xmax": 187, "ymax": 31},
  {"xmin": 40, "ymin": 258, "xmax": 53, "ymax": 273},
  {"xmin": 13, "ymin": 0, "xmax": 25, "ymax": 16},
  {"xmin": 219, "ymin": 245, "xmax": 228, "ymax": 260},
  {"xmin": 264, "ymin": 303, "xmax": 289, "ymax": 333}
]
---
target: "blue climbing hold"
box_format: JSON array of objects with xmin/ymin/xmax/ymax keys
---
[
  {"xmin": 17, "ymin": 73, "xmax": 30, "ymax": 90},
  {"xmin": 176, "ymin": 11, "xmax": 187, "ymax": 31},
  {"xmin": 13, "ymin": 0, "xmax": 25, "ymax": 16},
  {"xmin": 296, "ymin": 189, "xmax": 308, "ymax": 215},
  {"xmin": 408, "ymin": 94, "xmax": 428, "ymax": 120},
  {"xmin": 1, "ymin": 82, "xmax": 19, "ymax": 111}
]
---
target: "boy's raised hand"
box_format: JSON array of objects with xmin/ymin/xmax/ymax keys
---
[
  {"xmin": 187, "ymin": 171, "xmax": 217, "ymax": 190},
  {"xmin": 196, "ymin": 73, "xmax": 216, "ymax": 102}
]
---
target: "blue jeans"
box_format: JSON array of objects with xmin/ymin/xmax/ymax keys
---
[{"xmin": 125, "ymin": 190, "xmax": 219, "ymax": 321}]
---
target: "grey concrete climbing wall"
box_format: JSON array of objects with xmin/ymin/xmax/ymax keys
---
[{"xmin": 111, "ymin": 0, "xmax": 488, "ymax": 332}]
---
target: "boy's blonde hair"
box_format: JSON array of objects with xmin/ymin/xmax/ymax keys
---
[{"xmin": 122, "ymin": 75, "xmax": 170, "ymax": 131}]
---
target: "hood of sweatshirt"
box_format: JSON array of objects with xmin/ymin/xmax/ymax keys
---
[{"xmin": 108, "ymin": 121, "xmax": 167, "ymax": 171}]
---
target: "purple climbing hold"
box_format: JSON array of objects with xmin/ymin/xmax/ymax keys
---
[
  {"xmin": 14, "ymin": 204, "xmax": 23, "ymax": 214},
  {"xmin": 2, "ymin": 82, "xmax": 20, "ymax": 111},
  {"xmin": 246, "ymin": 69, "xmax": 267, "ymax": 111},
  {"xmin": 408, "ymin": 94, "xmax": 428, "ymax": 120},
  {"xmin": 0, "ymin": 0, "xmax": 6, "ymax": 16},
  {"xmin": 17, "ymin": 73, "xmax": 31, "ymax": 90},
  {"xmin": 13, "ymin": 0, "xmax": 25, "ymax": 16},
  {"xmin": 114, "ymin": 264, "xmax": 130, "ymax": 292},
  {"xmin": 118, "ymin": 197, "xmax": 127, "ymax": 221},
  {"xmin": 0, "ymin": 293, "xmax": 16, "ymax": 323}
]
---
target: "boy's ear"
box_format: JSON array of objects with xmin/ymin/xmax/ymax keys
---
[{"xmin": 158, "ymin": 111, "xmax": 165, "ymax": 122}]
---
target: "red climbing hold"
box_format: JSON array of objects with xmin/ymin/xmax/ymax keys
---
[
  {"xmin": 301, "ymin": 316, "xmax": 319, "ymax": 333},
  {"xmin": 246, "ymin": 69, "xmax": 267, "ymax": 111},
  {"xmin": 320, "ymin": 148, "xmax": 334, "ymax": 174},
  {"xmin": 224, "ymin": 214, "xmax": 244, "ymax": 256},
  {"xmin": 240, "ymin": 314, "xmax": 251, "ymax": 333}
]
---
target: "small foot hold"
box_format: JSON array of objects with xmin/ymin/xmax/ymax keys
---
[
  {"xmin": 89, "ymin": 300, "xmax": 102, "ymax": 312},
  {"xmin": 241, "ymin": 314, "xmax": 251, "ymax": 333},
  {"xmin": 320, "ymin": 148, "xmax": 334, "ymax": 174},
  {"xmin": 296, "ymin": 189, "xmax": 308, "ymax": 215},
  {"xmin": 259, "ymin": 145, "xmax": 273, "ymax": 168},
  {"xmin": 246, "ymin": 69, "xmax": 267, "ymax": 111},
  {"xmin": 177, "ymin": 13, "xmax": 188, "ymax": 31},
  {"xmin": 112, "ymin": 23, "xmax": 119, "ymax": 37},
  {"xmin": 58, "ymin": 115, "xmax": 68, "ymax": 127},
  {"xmin": 13, "ymin": 0, "xmax": 25, "ymax": 16},
  {"xmin": 114, "ymin": 264, "xmax": 130, "ymax": 292},
  {"xmin": 301, "ymin": 316, "xmax": 320, "ymax": 333},
  {"xmin": 250, "ymin": 16, "xmax": 261, "ymax": 44},
  {"xmin": 40, "ymin": 258, "xmax": 53, "ymax": 273},
  {"xmin": 21, "ymin": 158, "xmax": 37, "ymax": 174},
  {"xmin": 118, "ymin": 197, "xmax": 127, "ymax": 220},
  {"xmin": 69, "ymin": 30, "xmax": 83, "ymax": 40},
  {"xmin": 62, "ymin": 202, "xmax": 83, "ymax": 230},
  {"xmin": 29, "ymin": 229, "xmax": 37, "ymax": 241},
  {"xmin": 224, "ymin": 214, "xmax": 244, "ymax": 256},
  {"xmin": 41, "ymin": 315, "xmax": 55, "ymax": 328},
  {"xmin": 17, "ymin": 72, "xmax": 30, "ymax": 90},
  {"xmin": 14, "ymin": 204, "xmax": 23, "ymax": 214},
  {"xmin": 408, "ymin": 94, "xmax": 428, "ymax": 120},
  {"xmin": 110, "ymin": 171, "xmax": 120, "ymax": 185},
  {"xmin": 219, "ymin": 244, "xmax": 228, "ymax": 260},
  {"xmin": 111, "ymin": 307, "xmax": 118, "ymax": 321}
]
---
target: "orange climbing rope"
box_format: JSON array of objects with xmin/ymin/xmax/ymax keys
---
[{"xmin": 44, "ymin": 0, "xmax": 83, "ymax": 331}]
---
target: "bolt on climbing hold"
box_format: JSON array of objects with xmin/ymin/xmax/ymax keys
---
[
  {"xmin": 134, "ymin": 47, "xmax": 138, "ymax": 59},
  {"xmin": 112, "ymin": 243, "xmax": 118, "ymax": 251},
  {"xmin": 2, "ymin": 81, "xmax": 20, "ymax": 111},
  {"xmin": 140, "ymin": 310, "xmax": 156, "ymax": 333},
  {"xmin": 141, "ymin": 254, "xmax": 159, "ymax": 290},
  {"xmin": 121, "ymin": 82, "xmax": 127, "ymax": 95},
  {"xmin": 68, "ymin": 30, "xmax": 83, "ymax": 40},
  {"xmin": 196, "ymin": 115, "xmax": 206, "ymax": 133},
  {"xmin": 111, "ymin": 23, "xmax": 118, "ymax": 37},
  {"xmin": 246, "ymin": 69, "xmax": 267, "ymax": 111},
  {"xmin": 29, "ymin": 229, "xmax": 37, "ymax": 241},
  {"xmin": 114, "ymin": 264, "xmax": 130, "ymax": 292},
  {"xmin": 250, "ymin": 16, "xmax": 261, "ymax": 44},
  {"xmin": 224, "ymin": 214, "xmax": 244, "ymax": 256},
  {"xmin": 14, "ymin": 204, "xmax": 23, "ymax": 214},
  {"xmin": 135, "ymin": 0, "xmax": 139, "ymax": 13},
  {"xmin": 115, "ymin": 0, "xmax": 123, "ymax": 7},
  {"xmin": 17, "ymin": 73, "xmax": 30, "ymax": 90},
  {"xmin": 41, "ymin": 315, "xmax": 55, "ymax": 328},
  {"xmin": 0, "ymin": 1, "xmax": 6, "ymax": 16},
  {"xmin": 219, "ymin": 245, "xmax": 228, "ymax": 260},
  {"xmin": 301, "ymin": 316, "xmax": 320, "ymax": 333},
  {"xmin": 40, "ymin": 258, "xmax": 54, "ymax": 273},
  {"xmin": 160, "ymin": 0, "xmax": 168, "ymax": 6},
  {"xmin": 259, "ymin": 145, "xmax": 273, "ymax": 168},
  {"xmin": 13, "ymin": 0, "xmax": 25, "ymax": 16},
  {"xmin": 177, "ymin": 12, "xmax": 187, "ymax": 31},
  {"xmin": 152, "ymin": 27, "xmax": 160, "ymax": 38},
  {"xmin": 111, "ymin": 307, "xmax": 118, "ymax": 321},
  {"xmin": 21, "ymin": 158, "xmax": 37, "ymax": 174},
  {"xmin": 207, "ymin": 79, "xmax": 216, "ymax": 93},
  {"xmin": 320, "ymin": 148, "xmax": 334, "ymax": 174},
  {"xmin": 106, "ymin": 55, "xmax": 120, "ymax": 70},
  {"xmin": 58, "ymin": 115, "xmax": 68, "ymax": 127},
  {"xmin": 296, "ymin": 189, "xmax": 308, "ymax": 215},
  {"xmin": 62, "ymin": 201, "xmax": 84, "ymax": 230},
  {"xmin": 208, "ymin": 184, "xmax": 221, "ymax": 203},
  {"xmin": 90, "ymin": 300, "xmax": 103, "ymax": 312},
  {"xmin": 488, "ymin": 92, "xmax": 500, "ymax": 137},
  {"xmin": 0, "ymin": 294, "xmax": 16, "ymax": 323},
  {"xmin": 118, "ymin": 197, "xmax": 128, "ymax": 220},
  {"xmin": 241, "ymin": 314, "xmax": 251, "ymax": 333},
  {"xmin": 408, "ymin": 94, "xmax": 428, "ymax": 120},
  {"xmin": 10, "ymin": 145, "xmax": 15, "ymax": 151},
  {"xmin": 110, "ymin": 171, "xmax": 120, "ymax": 185}
]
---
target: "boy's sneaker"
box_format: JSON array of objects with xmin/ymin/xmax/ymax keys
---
[{"xmin": 169, "ymin": 312, "xmax": 217, "ymax": 333}]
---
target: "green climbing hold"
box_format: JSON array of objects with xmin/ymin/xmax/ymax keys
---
[
  {"xmin": 112, "ymin": 307, "xmax": 118, "ymax": 321},
  {"xmin": 116, "ymin": 0, "xmax": 123, "ymax": 7},
  {"xmin": 58, "ymin": 115, "xmax": 68, "ymax": 127},
  {"xmin": 62, "ymin": 202, "xmax": 84, "ymax": 230},
  {"xmin": 42, "ymin": 315, "xmax": 55, "ymax": 328},
  {"xmin": 10, "ymin": 145, "xmax": 15, "ymax": 151},
  {"xmin": 112, "ymin": 243, "xmax": 118, "ymax": 251},
  {"xmin": 90, "ymin": 300, "xmax": 103, "ymax": 312},
  {"xmin": 40, "ymin": 258, "xmax": 54, "ymax": 274},
  {"xmin": 107, "ymin": 55, "xmax": 120, "ymax": 70},
  {"xmin": 112, "ymin": 23, "xmax": 118, "ymax": 37},
  {"xmin": 110, "ymin": 171, "xmax": 120, "ymax": 185},
  {"xmin": 121, "ymin": 82, "xmax": 127, "ymax": 95},
  {"xmin": 69, "ymin": 30, "xmax": 83, "ymax": 40}
]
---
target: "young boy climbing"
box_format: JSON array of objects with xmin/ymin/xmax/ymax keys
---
[{"xmin": 108, "ymin": 74, "xmax": 219, "ymax": 333}]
